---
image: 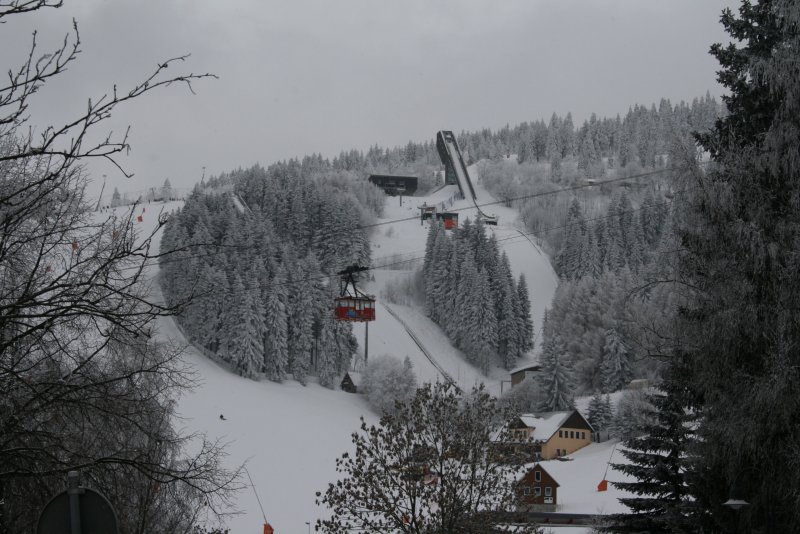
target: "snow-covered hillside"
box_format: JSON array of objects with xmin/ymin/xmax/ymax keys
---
[{"xmin": 126, "ymin": 184, "xmax": 627, "ymax": 533}]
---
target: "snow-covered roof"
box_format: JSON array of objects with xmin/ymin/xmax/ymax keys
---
[
  {"xmin": 518, "ymin": 411, "xmax": 573, "ymax": 441},
  {"xmin": 509, "ymin": 363, "xmax": 541, "ymax": 375},
  {"xmin": 345, "ymin": 371, "xmax": 363, "ymax": 387}
]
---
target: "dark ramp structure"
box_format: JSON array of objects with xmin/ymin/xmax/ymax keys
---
[
  {"xmin": 436, "ymin": 131, "xmax": 497, "ymax": 225},
  {"xmin": 368, "ymin": 175, "xmax": 418, "ymax": 196}
]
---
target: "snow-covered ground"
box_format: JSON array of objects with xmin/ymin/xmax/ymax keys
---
[
  {"xmin": 533, "ymin": 440, "xmax": 633, "ymax": 515},
  {"xmin": 120, "ymin": 176, "xmax": 628, "ymax": 533}
]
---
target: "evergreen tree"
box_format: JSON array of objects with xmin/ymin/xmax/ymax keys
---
[
  {"xmin": 537, "ymin": 335, "xmax": 574, "ymax": 412},
  {"xmin": 601, "ymin": 328, "xmax": 632, "ymax": 392},
  {"xmin": 678, "ymin": 2, "xmax": 800, "ymax": 529},
  {"xmin": 556, "ymin": 197, "xmax": 585, "ymax": 279},
  {"xmin": 263, "ymin": 271, "xmax": 289, "ymax": 381},
  {"xmin": 287, "ymin": 260, "xmax": 314, "ymax": 383},
  {"xmin": 516, "ymin": 275, "xmax": 535, "ymax": 353},
  {"xmin": 471, "ymin": 268, "xmax": 498, "ymax": 373},
  {"xmin": 161, "ymin": 178, "xmax": 173, "ymax": 201},
  {"xmin": 600, "ymin": 364, "xmax": 697, "ymax": 533},
  {"xmin": 587, "ymin": 391, "xmax": 612, "ymax": 431},
  {"xmin": 601, "ymin": 394, "xmax": 614, "ymax": 430},
  {"xmin": 560, "ymin": 112, "xmax": 576, "ymax": 158},
  {"xmin": 234, "ymin": 290, "xmax": 267, "ymax": 379}
]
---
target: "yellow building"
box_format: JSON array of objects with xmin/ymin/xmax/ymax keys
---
[{"xmin": 507, "ymin": 410, "xmax": 594, "ymax": 460}]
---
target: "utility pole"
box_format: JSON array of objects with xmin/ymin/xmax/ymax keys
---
[{"xmin": 364, "ymin": 321, "xmax": 369, "ymax": 366}]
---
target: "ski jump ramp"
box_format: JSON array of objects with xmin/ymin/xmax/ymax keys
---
[{"xmin": 436, "ymin": 130, "xmax": 497, "ymax": 224}]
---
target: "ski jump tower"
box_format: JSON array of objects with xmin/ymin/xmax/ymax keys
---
[{"xmin": 436, "ymin": 131, "xmax": 497, "ymax": 225}]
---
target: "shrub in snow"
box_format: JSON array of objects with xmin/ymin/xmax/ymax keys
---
[{"xmin": 361, "ymin": 355, "xmax": 417, "ymax": 415}]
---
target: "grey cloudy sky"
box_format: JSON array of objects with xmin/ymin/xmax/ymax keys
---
[{"xmin": 1, "ymin": 0, "xmax": 736, "ymax": 197}]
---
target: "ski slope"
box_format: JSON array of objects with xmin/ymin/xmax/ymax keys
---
[
  {"xmin": 367, "ymin": 158, "xmax": 559, "ymax": 390},
  {"xmin": 118, "ymin": 200, "xmax": 376, "ymax": 534}
]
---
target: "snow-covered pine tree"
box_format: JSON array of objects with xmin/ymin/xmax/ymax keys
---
[
  {"xmin": 536, "ymin": 334, "xmax": 575, "ymax": 412},
  {"xmin": 601, "ymin": 328, "xmax": 632, "ymax": 392},
  {"xmin": 516, "ymin": 275, "xmax": 534, "ymax": 353},
  {"xmin": 497, "ymin": 254, "xmax": 521, "ymax": 369},
  {"xmin": 316, "ymin": 300, "xmax": 344, "ymax": 387},
  {"xmin": 287, "ymin": 259, "xmax": 314, "ymax": 383},
  {"xmin": 451, "ymin": 243, "xmax": 478, "ymax": 351},
  {"xmin": 587, "ymin": 391, "xmax": 608, "ymax": 431},
  {"xmin": 470, "ymin": 268, "xmax": 498, "ymax": 373},
  {"xmin": 233, "ymin": 286, "xmax": 267, "ymax": 379},
  {"xmin": 603, "ymin": 196, "xmax": 625, "ymax": 272},
  {"xmin": 263, "ymin": 268, "xmax": 289, "ymax": 381},
  {"xmin": 556, "ymin": 198, "xmax": 585, "ymax": 279},
  {"xmin": 218, "ymin": 273, "xmax": 248, "ymax": 369},
  {"xmin": 677, "ymin": 3, "xmax": 800, "ymax": 528},
  {"xmin": 579, "ymin": 224, "xmax": 602, "ymax": 279},
  {"xmin": 601, "ymin": 394, "xmax": 614, "ymax": 430},
  {"xmin": 600, "ymin": 364, "xmax": 697, "ymax": 533}
]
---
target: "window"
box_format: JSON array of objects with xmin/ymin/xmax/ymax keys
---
[
  {"xmin": 556, "ymin": 449, "xmax": 561, "ymax": 456},
  {"xmin": 545, "ymin": 487, "xmax": 552, "ymax": 497},
  {"xmin": 523, "ymin": 486, "xmax": 531, "ymax": 495},
  {"xmin": 569, "ymin": 431, "xmax": 574, "ymax": 439},
  {"xmin": 581, "ymin": 431, "xmax": 586, "ymax": 439},
  {"xmin": 558, "ymin": 430, "xmax": 563, "ymax": 438},
  {"xmin": 534, "ymin": 486, "xmax": 541, "ymax": 496},
  {"xmin": 534, "ymin": 471, "xmax": 541, "ymax": 482}
]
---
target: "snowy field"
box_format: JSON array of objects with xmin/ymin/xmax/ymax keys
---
[{"xmin": 120, "ymin": 173, "xmax": 630, "ymax": 532}]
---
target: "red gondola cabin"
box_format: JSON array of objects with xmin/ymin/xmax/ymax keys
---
[
  {"xmin": 435, "ymin": 211, "xmax": 459, "ymax": 230},
  {"xmin": 335, "ymin": 296, "xmax": 376, "ymax": 322}
]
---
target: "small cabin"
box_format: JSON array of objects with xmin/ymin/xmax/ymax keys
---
[
  {"xmin": 517, "ymin": 463, "xmax": 560, "ymax": 510},
  {"xmin": 334, "ymin": 296, "xmax": 376, "ymax": 322},
  {"xmin": 435, "ymin": 211, "xmax": 459, "ymax": 230},
  {"xmin": 510, "ymin": 364, "xmax": 542, "ymax": 387},
  {"xmin": 369, "ymin": 175, "xmax": 418, "ymax": 196},
  {"xmin": 341, "ymin": 371, "xmax": 362, "ymax": 393}
]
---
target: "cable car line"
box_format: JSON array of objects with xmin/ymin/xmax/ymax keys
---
[
  {"xmin": 150, "ymin": 166, "xmax": 681, "ymax": 270},
  {"xmin": 178, "ymin": 186, "xmax": 695, "ymax": 301},
  {"xmin": 151, "ymin": 186, "xmax": 694, "ymax": 280}
]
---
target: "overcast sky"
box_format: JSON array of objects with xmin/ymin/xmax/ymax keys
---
[{"xmin": 1, "ymin": 0, "xmax": 737, "ymax": 198}]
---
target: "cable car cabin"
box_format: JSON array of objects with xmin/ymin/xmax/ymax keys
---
[
  {"xmin": 435, "ymin": 211, "xmax": 459, "ymax": 230},
  {"xmin": 420, "ymin": 205, "xmax": 437, "ymax": 222},
  {"xmin": 480, "ymin": 214, "xmax": 499, "ymax": 226},
  {"xmin": 335, "ymin": 296, "xmax": 376, "ymax": 322}
]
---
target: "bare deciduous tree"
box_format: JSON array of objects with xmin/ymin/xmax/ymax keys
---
[{"xmin": 0, "ymin": 2, "xmax": 238, "ymax": 532}]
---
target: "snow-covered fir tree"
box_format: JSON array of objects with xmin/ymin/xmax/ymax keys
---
[
  {"xmin": 601, "ymin": 328, "xmax": 632, "ymax": 392},
  {"xmin": 536, "ymin": 334, "xmax": 575, "ymax": 412},
  {"xmin": 600, "ymin": 363, "xmax": 698, "ymax": 533},
  {"xmin": 587, "ymin": 391, "xmax": 614, "ymax": 431},
  {"xmin": 263, "ymin": 268, "xmax": 289, "ymax": 381}
]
